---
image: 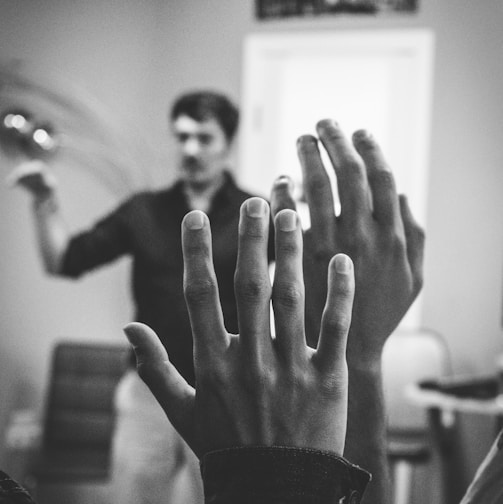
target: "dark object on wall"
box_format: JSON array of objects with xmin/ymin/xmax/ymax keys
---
[
  {"xmin": 419, "ymin": 375, "xmax": 500, "ymax": 400},
  {"xmin": 256, "ymin": 0, "xmax": 418, "ymax": 19}
]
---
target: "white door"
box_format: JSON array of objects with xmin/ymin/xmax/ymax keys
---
[{"xmin": 239, "ymin": 29, "xmax": 435, "ymax": 327}]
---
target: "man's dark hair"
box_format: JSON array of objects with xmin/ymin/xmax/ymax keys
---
[{"xmin": 170, "ymin": 91, "xmax": 239, "ymax": 143}]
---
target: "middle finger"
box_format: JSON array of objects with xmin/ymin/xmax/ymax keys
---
[
  {"xmin": 234, "ymin": 198, "xmax": 272, "ymax": 357},
  {"xmin": 296, "ymin": 134, "xmax": 337, "ymax": 247},
  {"xmin": 316, "ymin": 119, "xmax": 371, "ymax": 226}
]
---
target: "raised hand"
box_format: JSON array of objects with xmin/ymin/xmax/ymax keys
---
[
  {"xmin": 273, "ymin": 120, "xmax": 424, "ymax": 360},
  {"xmin": 270, "ymin": 120, "xmax": 425, "ymax": 504},
  {"xmin": 123, "ymin": 197, "xmax": 355, "ymax": 458},
  {"xmin": 7, "ymin": 159, "xmax": 57, "ymax": 200}
]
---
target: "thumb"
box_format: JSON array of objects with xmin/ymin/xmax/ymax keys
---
[{"xmin": 123, "ymin": 322, "xmax": 198, "ymax": 453}]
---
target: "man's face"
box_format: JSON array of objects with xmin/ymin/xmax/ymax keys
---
[{"xmin": 172, "ymin": 115, "xmax": 231, "ymax": 187}]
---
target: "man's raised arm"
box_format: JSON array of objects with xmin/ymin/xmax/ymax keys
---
[{"xmin": 8, "ymin": 160, "xmax": 70, "ymax": 274}]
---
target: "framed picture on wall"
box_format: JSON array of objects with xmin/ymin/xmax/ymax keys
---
[{"xmin": 256, "ymin": 0, "xmax": 418, "ymax": 19}]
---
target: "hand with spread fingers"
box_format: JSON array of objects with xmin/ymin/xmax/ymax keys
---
[
  {"xmin": 123, "ymin": 197, "xmax": 373, "ymax": 503},
  {"xmin": 124, "ymin": 197, "xmax": 354, "ymax": 457},
  {"xmin": 270, "ymin": 119, "xmax": 425, "ymax": 504},
  {"xmin": 272, "ymin": 120, "xmax": 424, "ymax": 357}
]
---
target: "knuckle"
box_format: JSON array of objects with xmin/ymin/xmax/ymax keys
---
[
  {"xmin": 346, "ymin": 159, "xmax": 366, "ymax": 177},
  {"xmin": 414, "ymin": 226, "xmax": 426, "ymax": 245},
  {"xmin": 342, "ymin": 223, "xmax": 373, "ymax": 254},
  {"xmin": 241, "ymin": 364, "xmax": 276, "ymax": 394},
  {"xmin": 304, "ymin": 171, "xmax": 328, "ymax": 193},
  {"xmin": 370, "ymin": 169, "xmax": 396, "ymax": 192},
  {"xmin": 272, "ymin": 281, "xmax": 304, "ymax": 309},
  {"xmin": 290, "ymin": 368, "xmax": 311, "ymax": 389},
  {"xmin": 374, "ymin": 234, "xmax": 408, "ymax": 267},
  {"xmin": 304, "ymin": 231, "xmax": 333, "ymax": 261},
  {"xmin": 235, "ymin": 275, "xmax": 270, "ymax": 302},
  {"xmin": 337, "ymin": 158, "xmax": 368, "ymax": 186},
  {"xmin": 184, "ymin": 278, "xmax": 216, "ymax": 305},
  {"xmin": 281, "ymin": 368, "xmax": 311, "ymax": 395},
  {"xmin": 199, "ymin": 364, "xmax": 229, "ymax": 389},
  {"xmin": 324, "ymin": 313, "xmax": 352, "ymax": 337},
  {"xmin": 276, "ymin": 238, "xmax": 299, "ymax": 256},
  {"xmin": 391, "ymin": 234, "xmax": 408, "ymax": 258},
  {"xmin": 371, "ymin": 226, "xmax": 406, "ymax": 256}
]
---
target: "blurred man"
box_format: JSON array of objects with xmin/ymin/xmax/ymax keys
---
[{"xmin": 10, "ymin": 90, "xmax": 273, "ymax": 504}]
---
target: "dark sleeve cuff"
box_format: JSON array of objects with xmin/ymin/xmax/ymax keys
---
[
  {"xmin": 201, "ymin": 446, "xmax": 371, "ymax": 504},
  {"xmin": 0, "ymin": 471, "xmax": 37, "ymax": 503}
]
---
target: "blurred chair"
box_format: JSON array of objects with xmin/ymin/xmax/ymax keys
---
[
  {"xmin": 19, "ymin": 341, "xmax": 129, "ymax": 501},
  {"xmin": 382, "ymin": 328, "xmax": 452, "ymax": 504}
]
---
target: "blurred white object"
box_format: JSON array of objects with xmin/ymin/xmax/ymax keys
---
[{"xmin": 4, "ymin": 408, "xmax": 42, "ymax": 450}]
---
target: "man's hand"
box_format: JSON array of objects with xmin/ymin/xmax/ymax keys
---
[
  {"xmin": 124, "ymin": 197, "xmax": 355, "ymax": 458},
  {"xmin": 272, "ymin": 120, "xmax": 424, "ymax": 363},
  {"xmin": 6, "ymin": 159, "xmax": 57, "ymax": 201},
  {"xmin": 271, "ymin": 120, "xmax": 425, "ymax": 504}
]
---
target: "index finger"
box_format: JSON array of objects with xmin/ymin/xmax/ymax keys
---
[
  {"xmin": 296, "ymin": 134, "xmax": 336, "ymax": 246},
  {"xmin": 314, "ymin": 254, "xmax": 354, "ymax": 374}
]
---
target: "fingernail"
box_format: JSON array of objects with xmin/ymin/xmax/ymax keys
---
[
  {"xmin": 277, "ymin": 209, "xmax": 297, "ymax": 231},
  {"xmin": 123, "ymin": 324, "xmax": 137, "ymax": 344},
  {"xmin": 246, "ymin": 198, "xmax": 267, "ymax": 217},
  {"xmin": 335, "ymin": 254, "xmax": 352, "ymax": 274},
  {"xmin": 297, "ymin": 134, "xmax": 318, "ymax": 146},
  {"xmin": 274, "ymin": 175, "xmax": 291, "ymax": 186},
  {"xmin": 317, "ymin": 118, "xmax": 338, "ymax": 130},
  {"xmin": 185, "ymin": 211, "xmax": 205, "ymax": 230},
  {"xmin": 274, "ymin": 175, "xmax": 294, "ymax": 192},
  {"xmin": 353, "ymin": 129, "xmax": 372, "ymax": 142}
]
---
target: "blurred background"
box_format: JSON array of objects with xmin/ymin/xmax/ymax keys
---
[{"xmin": 0, "ymin": 1, "xmax": 502, "ymax": 503}]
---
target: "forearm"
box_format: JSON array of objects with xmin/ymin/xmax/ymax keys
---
[
  {"xmin": 32, "ymin": 193, "xmax": 69, "ymax": 274},
  {"xmin": 344, "ymin": 359, "xmax": 391, "ymax": 504}
]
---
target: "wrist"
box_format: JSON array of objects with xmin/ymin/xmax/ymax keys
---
[
  {"xmin": 346, "ymin": 346, "xmax": 383, "ymax": 376},
  {"xmin": 346, "ymin": 325, "xmax": 387, "ymax": 373},
  {"xmin": 201, "ymin": 446, "xmax": 371, "ymax": 504}
]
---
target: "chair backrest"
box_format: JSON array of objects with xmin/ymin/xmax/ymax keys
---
[
  {"xmin": 382, "ymin": 328, "xmax": 451, "ymax": 433},
  {"xmin": 43, "ymin": 341, "xmax": 129, "ymax": 451}
]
